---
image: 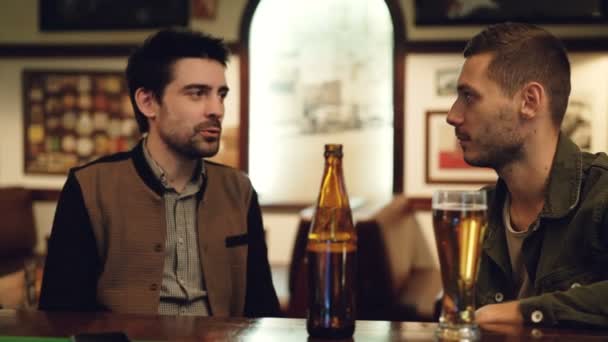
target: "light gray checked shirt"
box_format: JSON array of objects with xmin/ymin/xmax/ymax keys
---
[{"xmin": 143, "ymin": 138, "xmax": 210, "ymax": 316}]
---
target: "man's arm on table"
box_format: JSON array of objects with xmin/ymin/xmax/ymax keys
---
[{"xmin": 476, "ymin": 281, "xmax": 608, "ymax": 327}]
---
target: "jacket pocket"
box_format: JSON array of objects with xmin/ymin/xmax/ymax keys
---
[
  {"xmin": 539, "ymin": 267, "xmax": 600, "ymax": 292},
  {"xmin": 225, "ymin": 233, "xmax": 249, "ymax": 248}
]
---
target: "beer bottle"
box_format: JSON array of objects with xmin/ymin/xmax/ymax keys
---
[{"xmin": 306, "ymin": 144, "xmax": 357, "ymax": 339}]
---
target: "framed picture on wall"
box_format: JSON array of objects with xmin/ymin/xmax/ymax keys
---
[
  {"xmin": 435, "ymin": 67, "xmax": 459, "ymax": 96},
  {"xmin": 39, "ymin": 0, "xmax": 189, "ymax": 31},
  {"xmin": 414, "ymin": 0, "xmax": 608, "ymax": 26},
  {"xmin": 192, "ymin": 0, "xmax": 218, "ymax": 19},
  {"xmin": 22, "ymin": 70, "xmax": 140, "ymax": 175},
  {"xmin": 247, "ymin": 0, "xmax": 396, "ymax": 205},
  {"xmin": 425, "ymin": 110, "xmax": 497, "ymax": 184}
]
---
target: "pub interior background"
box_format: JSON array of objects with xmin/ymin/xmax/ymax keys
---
[{"xmin": 1, "ymin": 0, "xmax": 608, "ymax": 318}]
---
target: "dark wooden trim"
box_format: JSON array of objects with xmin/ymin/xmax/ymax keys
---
[
  {"xmin": 22, "ymin": 69, "xmax": 30, "ymax": 177},
  {"xmin": 562, "ymin": 38, "xmax": 608, "ymax": 52},
  {"xmin": 226, "ymin": 42, "xmax": 241, "ymax": 55},
  {"xmin": 30, "ymin": 189, "xmax": 61, "ymax": 202},
  {"xmin": 237, "ymin": 45, "xmax": 249, "ymax": 171},
  {"xmin": 0, "ymin": 42, "xmax": 240, "ymax": 58},
  {"xmin": 404, "ymin": 40, "xmax": 467, "ymax": 53},
  {"xmin": 424, "ymin": 110, "xmax": 432, "ymax": 186},
  {"xmin": 261, "ymin": 203, "xmax": 309, "ymax": 213},
  {"xmin": 406, "ymin": 197, "xmax": 432, "ymax": 211},
  {"xmin": 1, "ymin": 37, "xmax": 605, "ymax": 60},
  {"xmin": 0, "ymin": 44, "xmax": 138, "ymax": 57},
  {"xmin": 237, "ymin": 0, "xmax": 260, "ymax": 172},
  {"xmin": 386, "ymin": 0, "xmax": 406, "ymax": 194},
  {"xmin": 403, "ymin": 38, "xmax": 608, "ymax": 54}
]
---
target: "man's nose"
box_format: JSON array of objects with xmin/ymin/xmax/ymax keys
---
[
  {"xmin": 446, "ymin": 103, "xmax": 463, "ymax": 127},
  {"xmin": 206, "ymin": 95, "xmax": 225, "ymax": 119}
]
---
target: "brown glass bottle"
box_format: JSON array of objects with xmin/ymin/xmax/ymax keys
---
[{"xmin": 306, "ymin": 144, "xmax": 357, "ymax": 339}]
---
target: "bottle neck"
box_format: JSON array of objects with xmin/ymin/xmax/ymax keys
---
[{"xmin": 317, "ymin": 155, "xmax": 349, "ymax": 208}]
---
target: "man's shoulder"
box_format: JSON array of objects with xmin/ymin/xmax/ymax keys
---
[
  {"xmin": 67, "ymin": 151, "xmax": 135, "ymax": 190},
  {"xmin": 581, "ymin": 151, "xmax": 608, "ymax": 186},
  {"xmin": 71, "ymin": 150, "xmax": 133, "ymax": 174},
  {"xmin": 584, "ymin": 151, "xmax": 608, "ymax": 172},
  {"xmin": 204, "ymin": 160, "xmax": 253, "ymax": 192},
  {"xmin": 579, "ymin": 152, "xmax": 608, "ymax": 208},
  {"xmin": 204, "ymin": 161, "xmax": 255, "ymax": 205},
  {"xmin": 204, "ymin": 160, "xmax": 249, "ymax": 180}
]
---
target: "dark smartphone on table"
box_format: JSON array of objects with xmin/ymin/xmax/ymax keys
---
[{"xmin": 70, "ymin": 331, "xmax": 131, "ymax": 342}]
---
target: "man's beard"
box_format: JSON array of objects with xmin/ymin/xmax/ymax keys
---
[
  {"xmin": 464, "ymin": 127, "xmax": 524, "ymax": 171},
  {"xmin": 160, "ymin": 120, "xmax": 222, "ymax": 160},
  {"xmin": 465, "ymin": 140, "xmax": 523, "ymax": 171},
  {"xmin": 464, "ymin": 109, "xmax": 524, "ymax": 170}
]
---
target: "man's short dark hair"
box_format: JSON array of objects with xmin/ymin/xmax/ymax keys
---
[
  {"xmin": 126, "ymin": 28, "xmax": 229, "ymax": 133},
  {"xmin": 464, "ymin": 22, "xmax": 571, "ymax": 126}
]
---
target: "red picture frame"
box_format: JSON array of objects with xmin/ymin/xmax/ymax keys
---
[{"xmin": 424, "ymin": 110, "xmax": 497, "ymax": 184}]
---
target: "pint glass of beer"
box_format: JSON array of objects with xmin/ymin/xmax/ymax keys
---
[{"xmin": 432, "ymin": 190, "xmax": 487, "ymax": 340}]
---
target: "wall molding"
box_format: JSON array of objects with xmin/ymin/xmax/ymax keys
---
[
  {"xmin": 0, "ymin": 42, "xmax": 240, "ymax": 58},
  {"xmin": 30, "ymin": 189, "xmax": 61, "ymax": 201},
  {"xmin": 403, "ymin": 38, "xmax": 608, "ymax": 53}
]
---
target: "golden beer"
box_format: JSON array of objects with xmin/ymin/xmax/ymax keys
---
[
  {"xmin": 432, "ymin": 191, "xmax": 487, "ymax": 340},
  {"xmin": 307, "ymin": 231, "xmax": 356, "ymax": 338}
]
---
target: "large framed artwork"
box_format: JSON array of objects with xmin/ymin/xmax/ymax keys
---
[
  {"xmin": 39, "ymin": 0, "xmax": 189, "ymax": 31},
  {"xmin": 248, "ymin": 0, "xmax": 395, "ymax": 205},
  {"xmin": 22, "ymin": 70, "xmax": 140, "ymax": 175},
  {"xmin": 425, "ymin": 110, "xmax": 497, "ymax": 185},
  {"xmin": 414, "ymin": 0, "xmax": 608, "ymax": 26}
]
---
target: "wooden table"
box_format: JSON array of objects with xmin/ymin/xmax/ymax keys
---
[{"xmin": 1, "ymin": 309, "xmax": 607, "ymax": 341}]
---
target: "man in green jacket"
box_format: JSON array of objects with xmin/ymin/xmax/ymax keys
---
[{"xmin": 447, "ymin": 22, "xmax": 608, "ymax": 327}]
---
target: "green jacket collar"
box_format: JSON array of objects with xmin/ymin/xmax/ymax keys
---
[
  {"xmin": 491, "ymin": 133, "xmax": 582, "ymax": 221},
  {"xmin": 483, "ymin": 133, "xmax": 582, "ymax": 283},
  {"xmin": 540, "ymin": 133, "xmax": 583, "ymax": 219}
]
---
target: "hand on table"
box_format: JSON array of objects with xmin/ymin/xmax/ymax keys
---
[{"xmin": 475, "ymin": 301, "xmax": 524, "ymax": 325}]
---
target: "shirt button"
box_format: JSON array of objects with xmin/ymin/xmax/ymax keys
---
[
  {"xmin": 150, "ymin": 283, "xmax": 158, "ymax": 291},
  {"xmin": 494, "ymin": 292, "xmax": 504, "ymax": 303},
  {"xmin": 571, "ymin": 282, "xmax": 581, "ymax": 289},
  {"xmin": 154, "ymin": 243, "xmax": 163, "ymax": 252},
  {"xmin": 531, "ymin": 310, "xmax": 544, "ymax": 323},
  {"xmin": 178, "ymin": 238, "xmax": 184, "ymax": 245}
]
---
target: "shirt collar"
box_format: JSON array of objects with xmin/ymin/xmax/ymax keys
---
[
  {"xmin": 540, "ymin": 132, "xmax": 582, "ymax": 219},
  {"xmin": 142, "ymin": 135, "xmax": 205, "ymax": 191},
  {"xmin": 493, "ymin": 132, "xmax": 583, "ymax": 221}
]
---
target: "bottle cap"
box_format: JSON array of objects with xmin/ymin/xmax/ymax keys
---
[{"xmin": 324, "ymin": 144, "xmax": 343, "ymax": 158}]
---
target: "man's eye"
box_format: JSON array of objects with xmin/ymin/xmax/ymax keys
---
[
  {"xmin": 463, "ymin": 92, "xmax": 474, "ymax": 103},
  {"xmin": 189, "ymin": 90, "xmax": 204, "ymax": 98}
]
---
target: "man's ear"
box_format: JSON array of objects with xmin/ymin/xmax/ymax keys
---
[
  {"xmin": 519, "ymin": 82, "xmax": 544, "ymax": 120},
  {"xmin": 134, "ymin": 88, "xmax": 159, "ymax": 119}
]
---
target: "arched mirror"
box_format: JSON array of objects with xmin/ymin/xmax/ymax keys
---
[{"xmin": 246, "ymin": 0, "xmax": 401, "ymax": 205}]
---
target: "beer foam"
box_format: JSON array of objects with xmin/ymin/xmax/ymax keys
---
[{"xmin": 432, "ymin": 203, "xmax": 487, "ymax": 211}]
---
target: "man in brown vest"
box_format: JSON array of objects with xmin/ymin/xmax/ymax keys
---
[{"xmin": 39, "ymin": 29, "xmax": 280, "ymax": 317}]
